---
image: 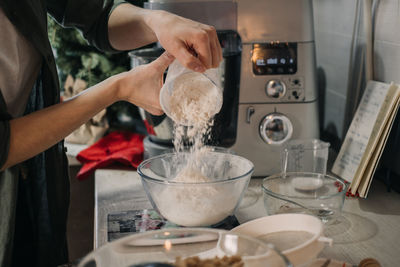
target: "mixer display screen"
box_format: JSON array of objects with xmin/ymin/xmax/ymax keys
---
[{"xmin": 252, "ymin": 43, "xmax": 297, "ymax": 75}]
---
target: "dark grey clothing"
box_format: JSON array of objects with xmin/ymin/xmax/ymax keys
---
[{"xmin": 0, "ymin": 0, "xmax": 124, "ymax": 266}]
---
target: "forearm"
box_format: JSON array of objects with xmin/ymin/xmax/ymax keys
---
[
  {"xmin": 109, "ymin": 3, "xmax": 221, "ymax": 70},
  {"xmin": 2, "ymin": 75, "xmax": 120, "ymax": 170},
  {"xmin": 108, "ymin": 3, "xmax": 159, "ymax": 51}
]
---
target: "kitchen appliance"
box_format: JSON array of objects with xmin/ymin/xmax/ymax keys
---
[{"xmin": 140, "ymin": 0, "xmax": 319, "ymax": 176}]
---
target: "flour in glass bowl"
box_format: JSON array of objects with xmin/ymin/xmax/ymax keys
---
[
  {"xmin": 155, "ymin": 69, "xmax": 239, "ymax": 226},
  {"xmin": 155, "ymin": 163, "xmax": 238, "ymax": 226}
]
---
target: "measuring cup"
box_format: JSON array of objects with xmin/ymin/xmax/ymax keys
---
[
  {"xmin": 281, "ymin": 139, "xmax": 330, "ymax": 174},
  {"xmin": 160, "ymin": 60, "xmax": 223, "ymax": 126}
]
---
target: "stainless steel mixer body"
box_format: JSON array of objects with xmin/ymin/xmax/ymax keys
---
[{"xmin": 144, "ymin": 0, "xmax": 319, "ymax": 176}]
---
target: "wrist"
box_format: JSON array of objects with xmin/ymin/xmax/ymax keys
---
[
  {"xmin": 145, "ymin": 10, "xmax": 167, "ymax": 33},
  {"xmin": 113, "ymin": 71, "xmax": 133, "ymax": 102},
  {"xmin": 106, "ymin": 72, "xmax": 126, "ymax": 103}
]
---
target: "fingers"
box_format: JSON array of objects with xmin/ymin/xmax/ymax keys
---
[
  {"xmin": 144, "ymin": 52, "xmax": 175, "ymax": 115},
  {"xmin": 143, "ymin": 105, "xmax": 164, "ymax": 116},
  {"xmin": 150, "ymin": 51, "xmax": 175, "ymax": 73},
  {"xmin": 174, "ymin": 46, "xmax": 206, "ymax": 72},
  {"xmin": 191, "ymin": 25, "xmax": 222, "ymax": 70},
  {"xmin": 211, "ymin": 32, "xmax": 223, "ymax": 68},
  {"xmin": 169, "ymin": 24, "xmax": 222, "ymax": 72},
  {"xmin": 192, "ymin": 30, "xmax": 212, "ymax": 69}
]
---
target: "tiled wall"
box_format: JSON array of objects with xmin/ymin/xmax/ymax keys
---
[{"xmin": 313, "ymin": 0, "xmax": 400, "ymax": 144}]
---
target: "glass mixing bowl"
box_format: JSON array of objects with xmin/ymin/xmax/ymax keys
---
[
  {"xmin": 137, "ymin": 151, "xmax": 254, "ymax": 227},
  {"xmin": 78, "ymin": 228, "xmax": 291, "ymax": 267},
  {"xmin": 262, "ymin": 172, "xmax": 348, "ymax": 223}
]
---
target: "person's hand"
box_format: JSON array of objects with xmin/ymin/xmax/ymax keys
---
[
  {"xmin": 148, "ymin": 11, "xmax": 223, "ymax": 72},
  {"xmin": 116, "ymin": 52, "xmax": 174, "ymax": 115}
]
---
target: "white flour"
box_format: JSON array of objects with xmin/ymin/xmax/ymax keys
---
[
  {"xmin": 155, "ymin": 173, "xmax": 237, "ymax": 226},
  {"xmin": 156, "ymin": 70, "xmax": 237, "ymax": 226},
  {"xmin": 169, "ymin": 72, "xmax": 221, "ymax": 127}
]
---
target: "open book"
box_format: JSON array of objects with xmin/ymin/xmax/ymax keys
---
[{"xmin": 332, "ymin": 81, "xmax": 400, "ymax": 198}]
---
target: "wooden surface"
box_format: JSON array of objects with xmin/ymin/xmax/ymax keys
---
[{"xmin": 94, "ymin": 169, "xmax": 400, "ymax": 266}]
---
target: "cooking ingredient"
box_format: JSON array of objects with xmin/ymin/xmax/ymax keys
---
[
  {"xmin": 175, "ymin": 255, "xmax": 244, "ymax": 267},
  {"xmin": 169, "ymin": 72, "xmax": 221, "ymax": 127},
  {"xmin": 154, "ymin": 168, "xmax": 237, "ymax": 226},
  {"xmin": 155, "ymin": 68, "xmax": 234, "ymax": 227},
  {"xmin": 358, "ymin": 258, "xmax": 381, "ymax": 267},
  {"xmin": 292, "ymin": 177, "xmax": 323, "ymax": 191}
]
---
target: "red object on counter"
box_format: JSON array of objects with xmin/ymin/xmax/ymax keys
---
[
  {"xmin": 143, "ymin": 119, "xmax": 156, "ymax": 135},
  {"xmin": 76, "ymin": 131, "xmax": 144, "ymax": 180}
]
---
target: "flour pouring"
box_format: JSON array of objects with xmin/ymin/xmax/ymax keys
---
[{"xmin": 160, "ymin": 60, "xmax": 223, "ymax": 127}]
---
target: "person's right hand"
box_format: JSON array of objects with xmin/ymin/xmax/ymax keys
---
[
  {"xmin": 116, "ymin": 51, "xmax": 175, "ymax": 115},
  {"xmin": 147, "ymin": 11, "xmax": 223, "ymax": 72}
]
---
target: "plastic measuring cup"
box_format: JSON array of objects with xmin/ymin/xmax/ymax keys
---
[
  {"xmin": 281, "ymin": 139, "xmax": 330, "ymax": 174},
  {"xmin": 160, "ymin": 60, "xmax": 223, "ymax": 126}
]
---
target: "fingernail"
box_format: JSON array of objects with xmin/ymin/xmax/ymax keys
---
[
  {"xmin": 165, "ymin": 52, "xmax": 174, "ymax": 59},
  {"xmin": 194, "ymin": 65, "xmax": 205, "ymax": 72}
]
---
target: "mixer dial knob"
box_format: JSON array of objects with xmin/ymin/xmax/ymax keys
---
[
  {"xmin": 259, "ymin": 113, "xmax": 293, "ymax": 145},
  {"xmin": 265, "ymin": 80, "xmax": 286, "ymax": 98}
]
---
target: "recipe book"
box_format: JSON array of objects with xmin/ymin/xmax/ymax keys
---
[{"xmin": 332, "ymin": 81, "xmax": 400, "ymax": 198}]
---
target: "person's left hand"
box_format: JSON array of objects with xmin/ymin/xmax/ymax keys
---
[
  {"xmin": 148, "ymin": 11, "xmax": 223, "ymax": 72},
  {"xmin": 116, "ymin": 51, "xmax": 175, "ymax": 115}
]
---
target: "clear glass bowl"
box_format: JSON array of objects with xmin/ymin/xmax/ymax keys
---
[
  {"xmin": 262, "ymin": 172, "xmax": 348, "ymax": 223},
  {"xmin": 137, "ymin": 151, "xmax": 254, "ymax": 227},
  {"xmin": 78, "ymin": 228, "xmax": 291, "ymax": 267}
]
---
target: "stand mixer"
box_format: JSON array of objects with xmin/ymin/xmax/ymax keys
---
[{"xmin": 138, "ymin": 0, "xmax": 319, "ymax": 176}]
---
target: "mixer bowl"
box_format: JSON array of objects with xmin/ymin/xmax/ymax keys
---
[
  {"xmin": 262, "ymin": 172, "xmax": 348, "ymax": 223},
  {"xmin": 137, "ymin": 151, "xmax": 254, "ymax": 227}
]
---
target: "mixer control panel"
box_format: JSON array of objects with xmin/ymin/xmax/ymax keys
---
[
  {"xmin": 265, "ymin": 77, "xmax": 305, "ymax": 102},
  {"xmin": 252, "ymin": 43, "xmax": 297, "ymax": 75},
  {"xmin": 265, "ymin": 80, "xmax": 286, "ymax": 98}
]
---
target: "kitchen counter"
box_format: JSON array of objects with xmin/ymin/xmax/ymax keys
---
[{"xmin": 94, "ymin": 169, "xmax": 400, "ymax": 266}]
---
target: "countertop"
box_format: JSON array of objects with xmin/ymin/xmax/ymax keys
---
[{"xmin": 94, "ymin": 169, "xmax": 400, "ymax": 266}]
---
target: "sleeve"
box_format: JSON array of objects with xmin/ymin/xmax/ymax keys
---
[
  {"xmin": 0, "ymin": 90, "xmax": 11, "ymax": 169},
  {"xmin": 47, "ymin": 0, "xmax": 127, "ymax": 53}
]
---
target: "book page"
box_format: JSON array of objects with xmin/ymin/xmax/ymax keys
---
[
  {"xmin": 331, "ymin": 81, "xmax": 394, "ymax": 183},
  {"xmin": 359, "ymin": 91, "xmax": 400, "ymax": 197},
  {"xmin": 349, "ymin": 83, "xmax": 400, "ymax": 195}
]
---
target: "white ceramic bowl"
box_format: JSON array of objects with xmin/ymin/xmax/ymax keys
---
[{"xmin": 231, "ymin": 214, "xmax": 332, "ymax": 267}]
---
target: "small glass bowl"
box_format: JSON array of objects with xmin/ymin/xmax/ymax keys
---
[{"xmin": 262, "ymin": 172, "xmax": 348, "ymax": 223}]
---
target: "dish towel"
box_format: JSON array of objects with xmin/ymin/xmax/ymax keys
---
[{"xmin": 76, "ymin": 131, "xmax": 144, "ymax": 180}]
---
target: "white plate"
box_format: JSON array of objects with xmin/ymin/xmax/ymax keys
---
[{"xmin": 78, "ymin": 228, "xmax": 290, "ymax": 267}]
